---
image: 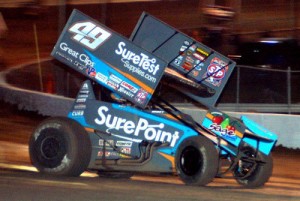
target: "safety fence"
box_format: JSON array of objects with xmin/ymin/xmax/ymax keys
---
[
  {"xmin": 4, "ymin": 59, "xmax": 300, "ymax": 114},
  {"xmin": 219, "ymin": 65, "xmax": 300, "ymax": 114},
  {"xmin": 160, "ymin": 64, "xmax": 300, "ymax": 114}
]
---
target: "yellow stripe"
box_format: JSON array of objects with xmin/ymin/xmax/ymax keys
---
[
  {"xmin": 206, "ymin": 113, "xmax": 214, "ymax": 120},
  {"xmin": 235, "ymin": 130, "xmax": 243, "ymax": 138},
  {"xmin": 85, "ymin": 127, "xmax": 94, "ymax": 133},
  {"xmin": 164, "ymin": 113, "xmax": 178, "ymax": 121},
  {"xmin": 158, "ymin": 152, "xmax": 175, "ymax": 170}
]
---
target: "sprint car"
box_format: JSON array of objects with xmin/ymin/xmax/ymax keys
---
[{"xmin": 29, "ymin": 10, "xmax": 277, "ymax": 187}]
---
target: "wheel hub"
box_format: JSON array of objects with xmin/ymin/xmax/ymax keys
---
[
  {"xmin": 180, "ymin": 146, "xmax": 202, "ymax": 176},
  {"xmin": 40, "ymin": 136, "xmax": 63, "ymax": 160}
]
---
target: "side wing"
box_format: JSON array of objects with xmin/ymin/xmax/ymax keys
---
[
  {"xmin": 51, "ymin": 9, "xmax": 167, "ymax": 109},
  {"xmin": 130, "ymin": 12, "xmax": 236, "ymax": 107}
]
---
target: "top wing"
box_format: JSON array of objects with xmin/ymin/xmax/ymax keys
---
[{"xmin": 130, "ymin": 12, "xmax": 236, "ymax": 107}]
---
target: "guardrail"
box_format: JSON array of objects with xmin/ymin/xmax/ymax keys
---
[{"xmin": 173, "ymin": 103, "xmax": 300, "ymax": 114}]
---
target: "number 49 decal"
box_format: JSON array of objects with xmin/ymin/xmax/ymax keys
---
[{"xmin": 69, "ymin": 21, "xmax": 112, "ymax": 50}]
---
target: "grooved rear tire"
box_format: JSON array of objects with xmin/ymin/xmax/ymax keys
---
[
  {"xmin": 29, "ymin": 117, "xmax": 91, "ymax": 176},
  {"xmin": 176, "ymin": 136, "xmax": 218, "ymax": 186}
]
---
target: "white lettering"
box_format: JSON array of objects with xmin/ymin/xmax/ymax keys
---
[
  {"xmin": 95, "ymin": 106, "xmax": 109, "ymax": 125},
  {"xmin": 60, "ymin": 42, "xmax": 79, "ymax": 58},
  {"xmin": 69, "ymin": 21, "xmax": 111, "ymax": 50},
  {"xmin": 59, "ymin": 42, "xmax": 95, "ymax": 67},
  {"xmin": 71, "ymin": 110, "xmax": 84, "ymax": 116},
  {"xmin": 94, "ymin": 106, "xmax": 180, "ymax": 147},
  {"xmin": 115, "ymin": 42, "xmax": 160, "ymax": 76}
]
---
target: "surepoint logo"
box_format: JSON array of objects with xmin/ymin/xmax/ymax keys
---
[
  {"xmin": 94, "ymin": 106, "xmax": 180, "ymax": 147},
  {"xmin": 69, "ymin": 21, "xmax": 111, "ymax": 50}
]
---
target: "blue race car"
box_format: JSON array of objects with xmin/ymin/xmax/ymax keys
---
[{"xmin": 29, "ymin": 10, "xmax": 277, "ymax": 187}]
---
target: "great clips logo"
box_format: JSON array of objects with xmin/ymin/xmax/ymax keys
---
[{"xmin": 69, "ymin": 21, "xmax": 111, "ymax": 50}]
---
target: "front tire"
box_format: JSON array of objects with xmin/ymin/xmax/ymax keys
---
[
  {"xmin": 29, "ymin": 117, "xmax": 91, "ymax": 176},
  {"xmin": 175, "ymin": 136, "xmax": 218, "ymax": 186},
  {"xmin": 233, "ymin": 146, "xmax": 273, "ymax": 188}
]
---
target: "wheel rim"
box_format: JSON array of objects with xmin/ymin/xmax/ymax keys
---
[
  {"xmin": 40, "ymin": 136, "xmax": 63, "ymax": 160},
  {"xmin": 180, "ymin": 146, "xmax": 202, "ymax": 176},
  {"xmin": 36, "ymin": 130, "xmax": 67, "ymax": 168}
]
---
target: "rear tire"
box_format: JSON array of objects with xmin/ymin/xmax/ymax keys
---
[
  {"xmin": 175, "ymin": 136, "xmax": 218, "ymax": 186},
  {"xmin": 29, "ymin": 117, "xmax": 91, "ymax": 176}
]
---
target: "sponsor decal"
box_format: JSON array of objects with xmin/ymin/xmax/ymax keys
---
[
  {"xmin": 107, "ymin": 81, "xmax": 119, "ymax": 91},
  {"xmin": 196, "ymin": 47, "xmax": 209, "ymax": 57},
  {"xmin": 115, "ymin": 41, "xmax": 161, "ymax": 83},
  {"xmin": 99, "ymin": 139, "xmax": 114, "ymax": 147},
  {"xmin": 194, "ymin": 60, "xmax": 204, "ymax": 71},
  {"xmin": 69, "ymin": 21, "xmax": 111, "ymax": 50},
  {"xmin": 174, "ymin": 55, "xmax": 183, "ymax": 66},
  {"xmin": 76, "ymin": 98, "xmax": 87, "ymax": 103},
  {"xmin": 182, "ymin": 61, "xmax": 193, "ymax": 71},
  {"xmin": 79, "ymin": 90, "xmax": 89, "ymax": 94},
  {"xmin": 193, "ymin": 60, "xmax": 200, "ymax": 70},
  {"xmin": 86, "ymin": 67, "xmax": 96, "ymax": 77},
  {"xmin": 189, "ymin": 44, "xmax": 196, "ymax": 52},
  {"xmin": 118, "ymin": 86, "xmax": 134, "ymax": 98},
  {"xmin": 55, "ymin": 51, "xmax": 73, "ymax": 63},
  {"xmin": 94, "ymin": 106, "xmax": 180, "ymax": 147},
  {"xmin": 192, "ymin": 70, "xmax": 199, "ymax": 77},
  {"xmin": 134, "ymin": 89, "xmax": 148, "ymax": 105},
  {"xmin": 186, "ymin": 56, "xmax": 194, "ymax": 64},
  {"xmin": 98, "ymin": 151, "xmax": 112, "ymax": 157},
  {"xmin": 204, "ymin": 57, "xmax": 228, "ymax": 87},
  {"xmin": 173, "ymin": 41, "xmax": 210, "ymax": 74},
  {"xmin": 79, "ymin": 54, "xmax": 95, "ymax": 67},
  {"xmin": 82, "ymin": 83, "xmax": 89, "ymax": 89},
  {"xmin": 120, "ymin": 81, "xmax": 138, "ymax": 93},
  {"xmin": 116, "ymin": 141, "xmax": 133, "ymax": 147},
  {"xmin": 74, "ymin": 61, "xmax": 86, "ymax": 70},
  {"xmin": 71, "ymin": 110, "xmax": 84, "ymax": 116},
  {"xmin": 205, "ymin": 112, "xmax": 245, "ymax": 141},
  {"xmin": 120, "ymin": 147, "xmax": 131, "ymax": 154},
  {"xmin": 186, "ymin": 49, "xmax": 193, "ymax": 56},
  {"xmin": 78, "ymin": 94, "xmax": 89, "ymax": 98},
  {"xmin": 97, "ymin": 151, "xmax": 124, "ymax": 158},
  {"xmin": 179, "ymin": 40, "xmax": 190, "ymax": 52},
  {"xmin": 193, "ymin": 52, "xmax": 205, "ymax": 61},
  {"xmin": 95, "ymin": 72, "xmax": 108, "ymax": 84},
  {"xmin": 74, "ymin": 104, "xmax": 86, "ymax": 110},
  {"xmin": 59, "ymin": 42, "xmax": 95, "ymax": 67},
  {"xmin": 109, "ymin": 74, "xmax": 122, "ymax": 84},
  {"xmin": 209, "ymin": 123, "xmax": 236, "ymax": 140}
]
